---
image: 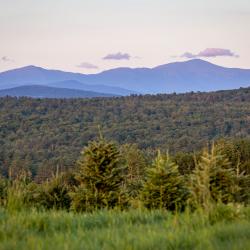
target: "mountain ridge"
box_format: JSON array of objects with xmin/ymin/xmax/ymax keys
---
[
  {"xmin": 0, "ymin": 85, "xmax": 118, "ymax": 98},
  {"xmin": 1, "ymin": 59, "xmax": 250, "ymax": 94}
]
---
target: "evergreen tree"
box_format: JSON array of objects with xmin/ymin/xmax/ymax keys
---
[
  {"xmin": 189, "ymin": 144, "xmax": 237, "ymax": 209},
  {"xmin": 141, "ymin": 151, "xmax": 186, "ymax": 210},
  {"xmin": 120, "ymin": 144, "xmax": 147, "ymax": 198},
  {"xmin": 215, "ymin": 139, "xmax": 250, "ymax": 204},
  {"xmin": 71, "ymin": 138, "xmax": 126, "ymax": 212}
]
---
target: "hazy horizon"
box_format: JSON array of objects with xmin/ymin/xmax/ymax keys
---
[{"xmin": 1, "ymin": 58, "xmax": 250, "ymax": 75}]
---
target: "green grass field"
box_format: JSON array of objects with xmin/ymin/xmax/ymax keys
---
[{"xmin": 0, "ymin": 206, "xmax": 249, "ymax": 250}]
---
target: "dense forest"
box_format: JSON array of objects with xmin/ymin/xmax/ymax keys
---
[
  {"xmin": 0, "ymin": 87, "xmax": 250, "ymax": 180},
  {"xmin": 0, "ymin": 88, "xmax": 250, "ymax": 249}
]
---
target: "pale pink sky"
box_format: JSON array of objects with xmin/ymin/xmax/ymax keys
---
[{"xmin": 0, "ymin": 0, "xmax": 250, "ymax": 73}]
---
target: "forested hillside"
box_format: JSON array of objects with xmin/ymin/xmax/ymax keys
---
[{"xmin": 0, "ymin": 87, "xmax": 250, "ymax": 180}]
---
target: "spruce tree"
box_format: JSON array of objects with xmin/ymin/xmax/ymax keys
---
[
  {"xmin": 71, "ymin": 138, "xmax": 125, "ymax": 211},
  {"xmin": 141, "ymin": 151, "xmax": 186, "ymax": 210},
  {"xmin": 189, "ymin": 144, "xmax": 237, "ymax": 209},
  {"xmin": 120, "ymin": 144, "xmax": 147, "ymax": 198}
]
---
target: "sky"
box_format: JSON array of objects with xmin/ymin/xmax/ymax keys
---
[{"xmin": 0, "ymin": 0, "xmax": 250, "ymax": 73}]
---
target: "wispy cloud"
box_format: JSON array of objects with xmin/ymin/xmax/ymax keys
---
[
  {"xmin": 180, "ymin": 52, "xmax": 197, "ymax": 59},
  {"xmin": 103, "ymin": 52, "xmax": 131, "ymax": 60},
  {"xmin": 198, "ymin": 48, "xmax": 238, "ymax": 58},
  {"xmin": 1, "ymin": 56, "xmax": 14, "ymax": 63},
  {"xmin": 181, "ymin": 48, "xmax": 239, "ymax": 59},
  {"xmin": 76, "ymin": 62, "xmax": 99, "ymax": 69}
]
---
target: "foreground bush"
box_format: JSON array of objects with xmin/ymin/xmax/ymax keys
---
[{"xmin": 36, "ymin": 174, "xmax": 72, "ymax": 210}]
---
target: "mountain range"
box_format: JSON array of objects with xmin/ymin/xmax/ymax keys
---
[
  {"xmin": 0, "ymin": 59, "xmax": 250, "ymax": 98},
  {"xmin": 0, "ymin": 85, "xmax": 117, "ymax": 98}
]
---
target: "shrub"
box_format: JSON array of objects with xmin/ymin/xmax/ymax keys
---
[
  {"xmin": 208, "ymin": 203, "xmax": 246, "ymax": 224},
  {"xmin": 37, "ymin": 174, "xmax": 71, "ymax": 210}
]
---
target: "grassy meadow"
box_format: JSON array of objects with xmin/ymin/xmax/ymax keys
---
[{"xmin": 0, "ymin": 206, "xmax": 250, "ymax": 250}]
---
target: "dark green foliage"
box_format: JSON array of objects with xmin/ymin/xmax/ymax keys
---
[
  {"xmin": 70, "ymin": 139, "xmax": 126, "ymax": 211},
  {"xmin": 0, "ymin": 87, "xmax": 250, "ymax": 180},
  {"xmin": 120, "ymin": 144, "xmax": 148, "ymax": 198},
  {"xmin": 215, "ymin": 139, "xmax": 250, "ymax": 174},
  {"xmin": 173, "ymin": 152, "xmax": 197, "ymax": 175},
  {"xmin": 141, "ymin": 151, "xmax": 187, "ymax": 210},
  {"xmin": 3, "ymin": 173, "xmax": 72, "ymax": 211},
  {"xmin": 37, "ymin": 174, "xmax": 72, "ymax": 210},
  {"xmin": 214, "ymin": 139, "xmax": 250, "ymax": 204},
  {"xmin": 0, "ymin": 176, "xmax": 7, "ymax": 206}
]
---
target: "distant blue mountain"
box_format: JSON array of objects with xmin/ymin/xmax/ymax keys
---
[
  {"xmin": 0, "ymin": 66, "xmax": 135, "ymax": 96},
  {"xmin": 0, "ymin": 59, "xmax": 250, "ymax": 94},
  {"xmin": 86, "ymin": 59, "xmax": 250, "ymax": 93},
  {"xmin": 0, "ymin": 85, "xmax": 117, "ymax": 98},
  {"xmin": 47, "ymin": 80, "xmax": 135, "ymax": 96}
]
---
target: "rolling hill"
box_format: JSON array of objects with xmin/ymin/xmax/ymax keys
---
[
  {"xmin": 0, "ymin": 85, "xmax": 117, "ymax": 98},
  {"xmin": 0, "ymin": 87, "xmax": 249, "ymax": 178}
]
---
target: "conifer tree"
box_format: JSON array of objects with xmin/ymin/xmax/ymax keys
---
[
  {"xmin": 189, "ymin": 144, "xmax": 237, "ymax": 209},
  {"xmin": 215, "ymin": 140, "xmax": 250, "ymax": 204},
  {"xmin": 141, "ymin": 151, "xmax": 186, "ymax": 210},
  {"xmin": 120, "ymin": 144, "xmax": 147, "ymax": 198},
  {"xmin": 71, "ymin": 138, "xmax": 126, "ymax": 211}
]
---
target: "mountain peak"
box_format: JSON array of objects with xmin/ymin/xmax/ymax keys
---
[
  {"xmin": 183, "ymin": 58, "xmax": 218, "ymax": 66},
  {"xmin": 0, "ymin": 65, "xmax": 45, "ymax": 75},
  {"xmin": 185, "ymin": 58, "xmax": 207, "ymax": 63},
  {"xmin": 0, "ymin": 60, "xmax": 250, "ymax": 95},
  {"xmin": 17, "ymin": 65, "xmax": 44, "ymax": 71},
  {"xmin": 153, "ymin": 59, "xmax": 222, "ymax": 71}
]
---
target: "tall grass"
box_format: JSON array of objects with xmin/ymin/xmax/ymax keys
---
[{"xmin": 0, "ymin": 206, "xmax": 249, "ymax": 250}]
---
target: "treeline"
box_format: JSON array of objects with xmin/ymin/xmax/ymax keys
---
[
  {"xmin": 0, "ymin": 138, "xmax": 249, "ymax": 212},
  {"xmin": 0, "ymin": 87, "xmax": 250, "ymax": 181}
]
